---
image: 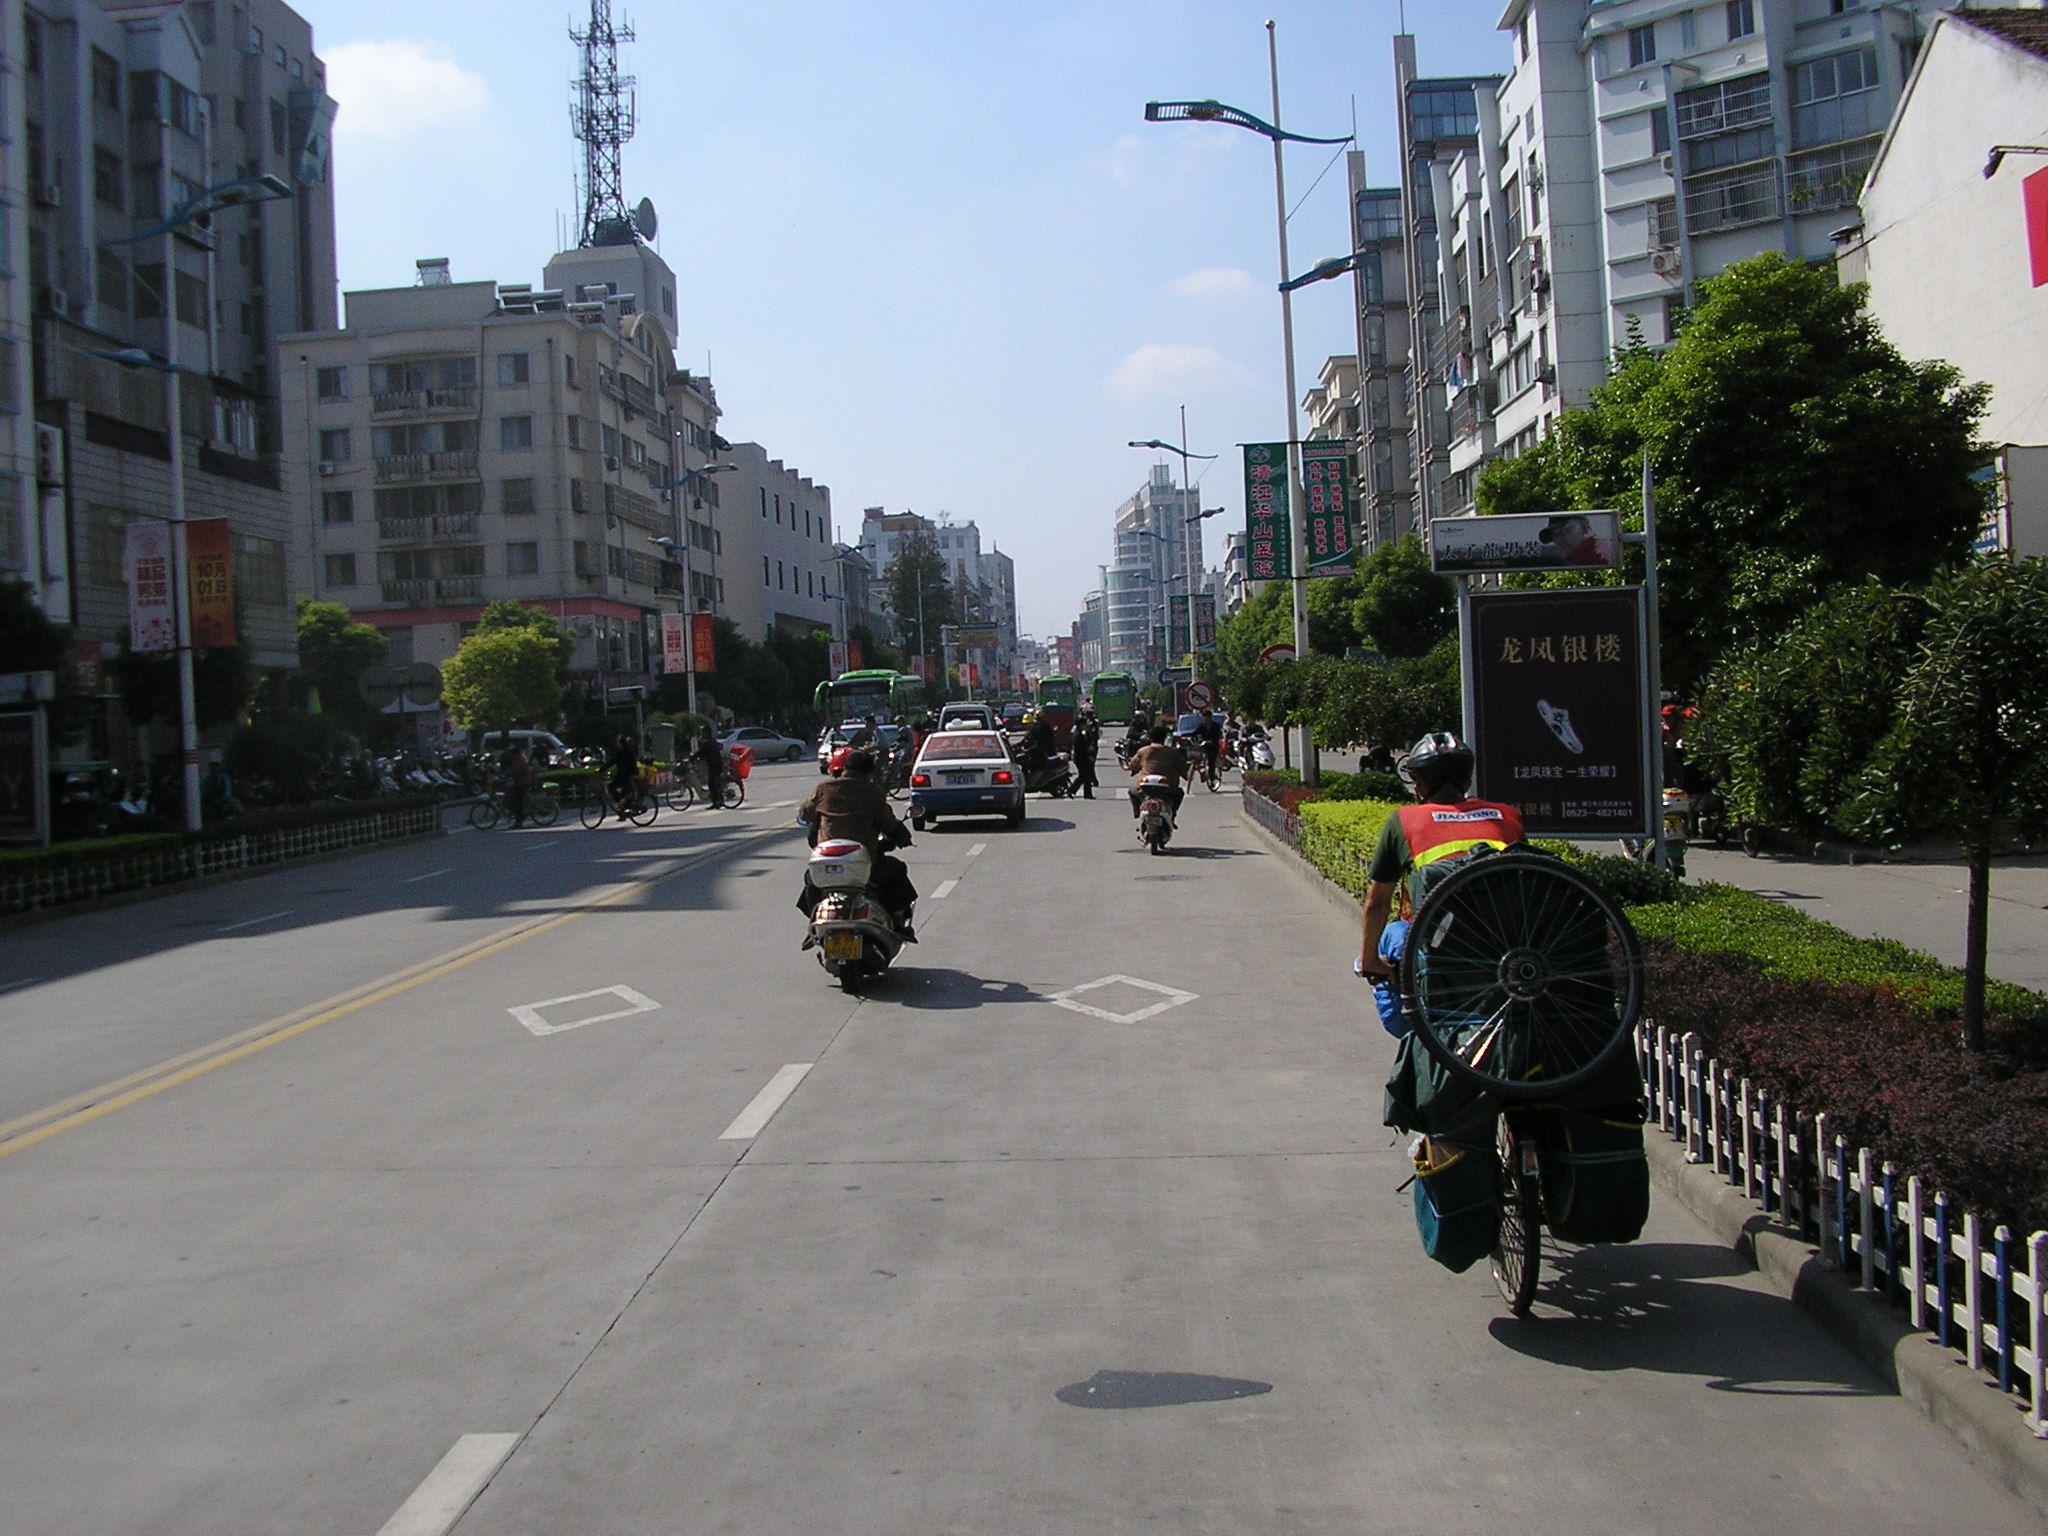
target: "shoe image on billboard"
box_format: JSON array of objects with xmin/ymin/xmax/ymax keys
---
[{"xmin": 1536, "ymin": 699, "xmax": 1584, "ymax": 754}]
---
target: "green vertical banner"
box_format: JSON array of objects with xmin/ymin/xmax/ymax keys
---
[
  {"xmin": 1194, "ymin": 593, "xmax": 1217, "ymax": 652},
  {"xmin": 1243, "ymin": 443, "xmax": 1290, "ymax": 581},
  {"xmin": 1302, "ymin": 441, "xmax": 1355, "ymax": 575}
]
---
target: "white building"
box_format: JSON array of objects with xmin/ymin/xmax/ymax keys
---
[
  {"xmin": 720, "ymin": 442, "xmax": 836, "ymax": 640},
  {"xmin": 1105, "ymin": 463, "xmax": 1203, "ymax": 675},
  {"xmin": 858, "ymin": 508, "xmax": 1016, "ymax": 675},
  {"xmin": 1838, "ymin": 7, "xmax": 2048, "ymax": 555}
]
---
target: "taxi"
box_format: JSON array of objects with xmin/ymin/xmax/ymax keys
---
[{"xmin": 907, "ymin": 728, "xmax": 1025, "ymax": 830}]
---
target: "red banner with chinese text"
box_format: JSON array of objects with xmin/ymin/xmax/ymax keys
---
[{"xmin": 186, "ymin": 518, "xmax": 236, "ymax": 649}]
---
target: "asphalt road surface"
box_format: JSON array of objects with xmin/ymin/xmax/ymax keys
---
[{"xmin": 0, "ymin": 761, "xmax": 2039, "ymax": 1534}]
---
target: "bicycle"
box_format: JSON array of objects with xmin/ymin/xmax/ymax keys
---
[
  {"xmin": 467, "ymin": 783, "xmax": 559, "ymax": 830},
  {"xmin": 580, "ymin": 772, "xmax": 660, "ymax": 828},
  {"xmin": 1397, "ymin": 850, "xmax": 1644, "ymax": 1316},
  {"xmin": 665, "ymin": 759, "xmax": 745, "ymax": 811}
]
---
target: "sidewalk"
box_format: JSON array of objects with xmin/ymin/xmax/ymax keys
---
[{"xmin": 1686, "ymin": 846, "xmax": 2048, "ymax": 993}]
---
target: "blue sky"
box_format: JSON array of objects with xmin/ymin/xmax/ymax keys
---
[{"xmin": 302, "ymin": 0, "xmax": 1516, "ymax": 638}]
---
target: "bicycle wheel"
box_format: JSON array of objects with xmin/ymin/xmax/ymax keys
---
[
  {"xmin": 527, "ymin": 792, "xmax": 560, "ymax": 828},
  {"xmin": 579, "ymin": 789, "xmax": 609, "ymax": 829},
  {"xmin": 626, "ymin": 791, "xmax": 659, "ymax": 827},
  {"xmin": 1401, "ymin": 851, "xmax": 1642, "ymax": 1101},
  {"xmin": 720, "ymin": 778, "xmax": 746, "ymax": 809},
  {"xmin": 468, "ymin": 795, "xmax": 501, "ymax": 831},
  {"xmin": 666, "ymin": 775, "xmax": 698, "ymax": 812},
  {"xmin": 1492, "ymin": 1115, "xmax": 1542, "ymax": 1316}
]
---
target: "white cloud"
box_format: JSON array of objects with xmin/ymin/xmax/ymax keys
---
[
  {"xmin": 1108, "ymin": 343, "xmax": 1255, "ymax": 400},
  {"xmin": 1169, "ymin": 266, "xmax": 1258, "ymax": 301},
  {"xmin": 325, "ymin": 39, "xmax": 491, "ymax": 143}
]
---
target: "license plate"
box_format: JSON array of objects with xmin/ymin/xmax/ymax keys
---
[
  {"xmin": 823, "ymin": 932, "xmax": 862, "ymax": 960},
  {"xmin": 944, "ymin": 771, "xmax": 978, "ymax": 785}
]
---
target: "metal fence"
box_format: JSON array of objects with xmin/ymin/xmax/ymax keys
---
[
  {"xmin": 0, "ymin": 802, "xmax": 441, "ymax": 917},
  {"xmin": 1241, "ymin": 788, "xmax": 1298, "ymax": 845},
  {"xmin": 1640, "ymin": 1024, "xmax": 2046, "ymax": 1437}
]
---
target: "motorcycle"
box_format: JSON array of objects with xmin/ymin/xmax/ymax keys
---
[
  {"xmin": 1240, "ymin": 734, "xmax": 1274, "ymax": 771},
  {"xmin": 1134, "ymin": 774, "xmax": 1176, "ymax": 855},
  {"xmin": 1017, "ymin": 752, "xmax": 1077, "ymax": 797},
  {"xmin": 801, "ymin": 838, "xmax": 907, "ymax": 992}
]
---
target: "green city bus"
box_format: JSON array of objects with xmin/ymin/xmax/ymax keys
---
[
  {"xmin": 814, "ymin": 669, "xmax": 928, "ymax": 724},
  {"xmin": 1090, "ymin": 671, "xmax": 1138, "ymax": 725}
]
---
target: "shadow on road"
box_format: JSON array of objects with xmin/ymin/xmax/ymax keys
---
[
  {"xmin": 879, "ymin": 968, "xmax": 1044, "ymax": 1010},
  {"xmin": 1486, "ymin": 1241, "xmax": 1883, "ymax": 1396}
]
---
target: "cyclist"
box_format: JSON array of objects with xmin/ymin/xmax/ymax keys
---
[
  {"xmin": 1193, "ymin": 709, "xmax": 1224, "ymax": 786},
  {"xmin": 797, "ymin": 747, "xmax": 918, "ymax": 940},
  {"xmin": 608, "ymin": 732, "xmax": 641, "ymax": 820},
  {"xmin": 696, "ymin": 726, "xmax": 729, "ymax": 809},
  {"xmin": 1356, "ymin": 732, "xmax": 1526, "ymax": 983}
]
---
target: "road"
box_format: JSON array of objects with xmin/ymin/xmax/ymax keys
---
[{"xmin": 0, "ymin": 760, "xmax": 2038, "ymax": 1534}]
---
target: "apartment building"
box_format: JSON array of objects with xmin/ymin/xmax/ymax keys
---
[
  {"xmin": 858, "ymin": 507, "xmax": 1017, "ymax": 672},
  {"xmin": 1344, "ymin": 153, "xmax": 1417, "ymax": 551},
  {"xmin": 17, "ymin": 0, "xmax": 336, "ymax": 767},
  {"xmin": 280, "ymin": 242, "xmax": 720, "ymax": 682},
  {"xmin": 721, "ymin": 440, "xmax": 835, "ymax": 641},
  {"xmin": 1406, "ymin": 1, "xmax": 1952, "ymax": 521}
]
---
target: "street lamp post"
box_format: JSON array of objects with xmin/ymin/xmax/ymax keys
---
[
  {"xmin": 1146, "ymin": 30, "xmax": 1349, "ymax": 784},
  {"xmin": 650, "ymin": 462, "xmax": 737, "ymax": 718},
  {"xmin": 1129, "ymin": 408, "xmax": 1217, "ymax": 700},
  {"xmin": 100, "ymin": 173, "xmax": 295, "ymax": 831}
]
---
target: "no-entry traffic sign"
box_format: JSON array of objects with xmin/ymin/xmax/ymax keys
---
[{"xmin": 1185, "ymin": 681, "xmax": 1216, "ymax": 711}]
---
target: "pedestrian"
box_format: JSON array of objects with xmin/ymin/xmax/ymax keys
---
[
  {"xmin": 1072, "ymin": 710, "xmax": 1100, "ymax": 799},
  {"xmin": 503, "ymin": 742, "xmax": 533, "ymax": 828}
]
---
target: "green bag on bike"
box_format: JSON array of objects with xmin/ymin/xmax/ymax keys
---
[
  {"xmin": 1410, "ymin": 1135, "xmax": 1500, "ymax": 1274},
  {"xmin": 1531, "ymin": 1105, "xmax": 1649, "ymax": 1245}
]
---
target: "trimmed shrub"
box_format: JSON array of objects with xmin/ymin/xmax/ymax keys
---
[
  {"xmin": 1533, "ymin": 839, "xmax": 1687, "ymax": 908},
  {"xmin": 1296, "ymin": 800, "xmax": 1398, "ymax": 896},
  {"xmin": 1321, "ymin": 770, "xmax": 1409, "ymax": 803}
]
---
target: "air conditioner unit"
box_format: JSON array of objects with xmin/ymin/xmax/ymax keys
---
[
  {"xmin": 603, "ymin": 454, "xmax": 620, "ymax": 471},
  {"xmin": 33, "ymin": 181, "xmax": 60, "ymax": 208},
  {"xmin": 1650, "ymin": 248, "xmax": 1683, "ymax": 279},
  {"xmin": 318, "ymin": 460, "xmax": 338, "ymax": 476},
  {"xmin": 1530, "ymin": 266, "xmax": 1550, "ymax": 293},
  {"xmin": 1658, "ymin": 153, "xmax": 1674, "ymax": 175},
  {"xmin": 1537, "ymin": 363, "xmax": 1557, "ymax": 387},
  {"xmin": 34, "ymin": 424, "xmax": 63, "ymax": 485}
]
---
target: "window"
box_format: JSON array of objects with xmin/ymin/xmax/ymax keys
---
[
  {"xmin": 506, "ymin": 541, "xmax": 540, "ymax": 576},
  {"xmin": 1675, "ymin": 74, "xmax": 1772, "ymax": 138},
  {"xmin": 233, "ymin": 534, "xmax": 288, "ymax": 606},
  {"xmin": 322, "ymin": 490, "xmax": 354, "ymax": 524},
  {"xmin": 1650, "ymin": 197, "xmax": 1680, "ymax": 249},
  {"xmin": 807, "ymin": 571, "xmax": 815, "ymax": 597},
  {"xmin": 270, "ymin": 100, "xmax": 288, "ymax": 157},
  {"xmin": 316, "ymin": 366, "xmax": 348, "ymax": 400},
  {"xmin": 600, "ymin": 423, "xmax": 621, "ymax": 460},
  {"xmin": 499, "ymin": 415, "xmax": 534, "ymax": 451},
  {"xmin": 174, "ymin": 270, "xmax": 207, "ymax": 329},
  {"xmin": 777, "ymin": 561, "xmax": 785, "ymax": 590},
  {"xmin": 133, "ymin": 165, "xmax": 162, "ymax": 221},
  {"xmin": 502, "ymin": 477, "xmax": 536, "ymax": 516},
  {"xmin": 624, "ymin": 437, "xmax": 646, "ymax": 467},
  {"xmin": 91, "ymin": 49, "xmax": 122, "ymax": 111},
  {"xmin": 274, "ymin": 43, "xmax": 288, "ymax": 68},
  {"xmin": 775, "ymin": 494, "xmax": 783, "ymax": 526},
  {"xmin": 214, "ymin": 396, "xmax": 260, "ymax": 454},
  {"xmin": 496, "ymin": 352, "xmax": 530, "ymax": 387},
  {"xmin": 1726, "ymin": 0, "xmax": 1756, "ymax": 40},
  {"xmin": 1628, "ymin": 23, "xmax": 1657, "ymax": 68},
  {"xmin": 1790, "ymin": 49, "xmax": 1882, "ymax": 149},
  {"xmin": 96, "ymin": 250, "xmax": 128, "ymax": 311},
  {"xmin": 1787, "ymin": 139, "xmax": 1880, "ymax": 213},
  {"xmin": 759, "ymin": 487, "xmax": 768, "ymax": 518},
  {"xmin": 1685, "ymin": 123, "xmax": 1775, "ymax": 173},
  {"xmin": 319, "ymin": 428, "xmax": 352, "ymax": 462},
  {"xmin": 1679, "ymin": 12, "xmax": 1697, "ymax": 52},
  {"xmin": 368, "ymin": 356, "xmax": 475, "ymax": 395},
  {"xmin": 1517, "ymin": 14, "xmax": 1530, "ymax": 59},
  {"xmin": 763, "ymin": 555, "xmax": 770, "ymax": 585},
  {"xmin": 371, "ymin": 420, "xmax": 476, "ymax": 457},
  {"xmin": 1685, "ymin": 161, "xmax": 1779, "ymax": 233},
  {"xmin": 24, "ymin": 15, "xmax": 41, "ymax": 75},
  {"xmin": 566, "ymin": 415, "xmax": 584, "ymax": 450},
  {"xmin": 133, "ymin": 263, "xmax": 165, "ymax": 320},
  {"xmin": 1407, "ymin": 83, "xmax": 1480, "ymax": 143},
  {"xmin": 564, "ymin": 356, "xmax": 579, "ymax": 388},
  {"xmin": 324, "ymin": 552, "xmax": 357, "ymax": 587},
  {"xmin": 93, "ymin": 147, "xmax": 124, "ymax": 209}
]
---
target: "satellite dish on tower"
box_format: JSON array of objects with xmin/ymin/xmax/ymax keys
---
[{"xmin": 632, "ymin": 197, "xmax": 658, "ymax": 241}]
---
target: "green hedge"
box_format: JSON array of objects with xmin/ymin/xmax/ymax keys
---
[
  {"xmin": 0, "ymin": 793, "xmax": 441, "ymax": 877},
  {"xmin": 1286, "ymin": 796, "xmax": 2048, "ymax": 1024},
  {"xmin": 0, "ymin": 832, "xmax": 184, "ymax": 870}
]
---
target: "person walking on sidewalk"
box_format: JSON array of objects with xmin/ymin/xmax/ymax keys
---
[{"xmin": 1072, "ymin": 710, "xmax": 1100, "ymax": 799}]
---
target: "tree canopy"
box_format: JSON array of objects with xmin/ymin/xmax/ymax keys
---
[
  {"xmin": 882, "ymin": 528, "xmax": 957, "ymax": 660},
  {"xmin": 293, "ymin": 598, "xmax": 388, "ymax": 733},
  {"xmin": 1477, "ymin": 253, "xmax": 1989, "ymax": 692},
  {"xmin": 442, "ymin": 627, "xmax": 565, "ymax": 735}
]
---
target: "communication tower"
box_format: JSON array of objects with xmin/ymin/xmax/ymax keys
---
[{"xmin": 569, "ymin": 1, "xmax": 655, "ymax": 247}]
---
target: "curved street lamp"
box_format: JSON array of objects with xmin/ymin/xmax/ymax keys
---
[{"xmin": 1145, "ymin": 23, "xmax": 1349, "ymax": 783}]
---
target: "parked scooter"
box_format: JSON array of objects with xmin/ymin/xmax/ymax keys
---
[
  {"xmin": 1134, "ymin": 775, "xmax": 1176, "ymax": 855},
  {"xmin": 801, "ymin": 838, "xmax": 907, "ymax": 992}
]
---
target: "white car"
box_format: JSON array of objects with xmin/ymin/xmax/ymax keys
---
[
  {"xmin": 719, "ymin": 725, "xmax": 808, "ymax": 763},
  {"xmin": 908, "ymin": 729, "xmax": 1025, "ymax": 829}
]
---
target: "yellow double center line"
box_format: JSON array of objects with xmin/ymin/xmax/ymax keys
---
[{"xmin": 0, "ymin": 821, "xmax": 797, "ymax": 1163}]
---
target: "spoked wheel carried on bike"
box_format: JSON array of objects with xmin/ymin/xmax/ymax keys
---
[
  {"xmin": 1399, "ymin": 851, "xmax": 1643, "ymax": 1100},
  {"xmin": 1493, "ymin": 1114, "xmax": 1543, "ymax": 1316}
]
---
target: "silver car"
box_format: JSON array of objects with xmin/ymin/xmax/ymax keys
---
[{"xmin": 719, "ymin": 725, "xmax": 809, "ymax": 763}]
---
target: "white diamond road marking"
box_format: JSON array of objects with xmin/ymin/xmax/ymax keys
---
[
  {"xmin": 508, "ymin": 985, "xmax": 661, "ymax": 1037},
  {"xmin": 1046, "ymin": 973, "xmax": 1199, "ymax": 1025}
]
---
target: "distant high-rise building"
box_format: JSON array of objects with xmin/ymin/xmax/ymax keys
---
[
  {"xmin": 1105, "ymin": 463, "xmax": 1201, "ymax": 675},
  {"xmin": 1345, "ymin": 152, "xmax": 1416, "ymax": 551}
]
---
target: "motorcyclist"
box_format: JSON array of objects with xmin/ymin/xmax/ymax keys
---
[
  {"xmin": 1019, "ymin": 711, "xmax": 1058, "ymax": 780},
  {"xmin": 1125, "ymin": 724, "xmax": 1188, "ymax": 821},
  {"xmin": 1355, "ymin": 732, "xmax": 1525, "ymax": 983},
  {"xmin": 797, "ymin": 747, "xmax": 919, "ymax": 940},
  {"xmin": 1193, "ymin": 709, "xmax": 1224, "ymax": 783}
]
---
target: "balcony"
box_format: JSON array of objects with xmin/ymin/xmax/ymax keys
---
[
  {"xmin": 375, "ymin": 450, "xmax": 480, "ymax": 483},
  {"xmin": 377, "ymin": 512, "xmax": 480, "ymax": 544},
  {"xmin": 603, "ymin": 481, "xmax": 665, "ymax": 533},
  {"xmin": 371, "ymin": 386, "xmax": 479, "ymax": 417},
  {"xmin": 620, "ymin": 374, "xmax": 658, "ymax": 418},
  {"xmin": 380, "ymin": 575, "xmax": 483, "ymax": 605}
]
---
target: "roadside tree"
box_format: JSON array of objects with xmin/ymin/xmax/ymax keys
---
[
  {"xmin": 292, "ymin": 598, "xmax": 388, "ymax": 734},
  {"xmin": 442, "ymin": 627, "xmax": 564, "ymax": 737}
]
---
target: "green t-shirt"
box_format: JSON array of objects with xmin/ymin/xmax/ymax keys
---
[{"xmin": 1366, "ymin": 812, "xmax": 1413, "ymax": 888}]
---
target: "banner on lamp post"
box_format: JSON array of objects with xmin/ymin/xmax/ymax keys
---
[
  {"xmin": 660, "ymin": 613, "xmax": 688, "ymax": 674},
  {"xmin": 827, "ymin": 641, "xmax": 848, "ymax": 677},
  {"xmin": 1242, "ymin": 443, "xmax": 1290, "ymax": 581},
  {"xmin": 185, "ymin": 518, "xmax": 236, "ymax": 648},
  {"xmin": 689, "ymin": 612, "xmax": 716, "ymax": 674},
  {"xmin": 124, "ymin": 521, "xmax": 175, "ymax": 653},
  {"xmin": 1302, "ymin": 442, "xmax": 1355, "ymax": 576},
  {"xmin": 848, "ymin": 638, "xmax": 864, "ymax": 671}
]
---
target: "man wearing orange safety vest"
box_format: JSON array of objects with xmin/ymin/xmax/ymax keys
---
[{"xmin": 1357, "ymin": 733, "xmax": 1525, "ymax": 982}]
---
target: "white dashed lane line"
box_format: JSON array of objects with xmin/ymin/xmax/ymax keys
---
[
  {"xmin": 932, "ymin": 879, "xmax": 959, "ymax": 900},
  {"xmin": 216, "ymin": 910, "xmax": 293, "ymax": 934},
  {"xmin": 966, "ymin": 842, "xmax": 987, "ymax": 856},
  {"xmin": 720, "ymin": 1064, "xmax": 814, "ymax": 1140},
  {"xmin": 375, "ymin": 1432, "xmax": 519, "ymax": 1536}
]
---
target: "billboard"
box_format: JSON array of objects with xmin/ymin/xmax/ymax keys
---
[
  {"xmin": 1431, "ymin": 510, "xmax": 1622, "ymax": 575},
  {"xmin": 1467, "ymin": 587, "xmax": 1650, "ymax": 838},
  {"xmin": 185, "ymin": 518, "xmax": 236, "ymax": 649},
  {"xmin": 660, "ymin": 614, "xmax": 689, "ymax": 674},
  {"xmin": 1242, "ymin": 443, "xmax": 1290, "ymax": 581},
  {"xmin": 125, "ymin": 521, "xmax": 175, "ymax": 653},
  {"xmin": 951, "ymin": 624, "xmax": 999, "ymax": 651},
  {"xmin": 1301, "ymin": 442, "xmax": 1354, "ymax": 576}
]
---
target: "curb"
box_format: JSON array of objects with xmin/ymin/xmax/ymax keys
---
[{"xmin": 1239, "ymin": 799, "xmax": 2048, "ymax": 1518}]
